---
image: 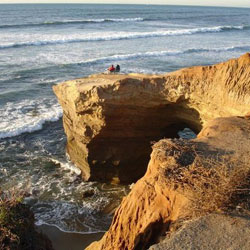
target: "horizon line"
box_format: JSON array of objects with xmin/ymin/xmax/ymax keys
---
[{"xmin": 0, "ymin": 2, "xmax": 249, "ymax": 8}]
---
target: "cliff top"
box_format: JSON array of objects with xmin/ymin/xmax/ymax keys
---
[
  {"xmin": 58, "ymin": 52, "xmax": 250, "ymax": 92},
  {"xmin": 60, "ymin": 73, "xmax": 153, "ymax": 92}
]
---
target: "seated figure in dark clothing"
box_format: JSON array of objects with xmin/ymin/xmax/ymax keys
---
[{"xmin": 115, "ymin": 64, "xmax": 120, "ymax": 72}]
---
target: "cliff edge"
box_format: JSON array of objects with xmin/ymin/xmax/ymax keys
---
[
  {"xmin": 53, "ymin": 53, "xmax": 250, "ymax": 249},
  {"xmin": 53, "ymin": 53, "xmax": 250, "ymax": 183}
]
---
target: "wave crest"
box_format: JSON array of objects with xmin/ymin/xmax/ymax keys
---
[
  {"xmin": 0, "ymin": 17, "xmax": 144, "ymax": 29},
  {"xmin": 0, "ymin": 98, "xmax": 62, "ymax": 139},
  {"xmin": 71, "ymin": 45, "xmax": 250, "ymax": 66},
  {"xmin": 0, "ymin": 25, "xmax": 247, "ymax": 50}
]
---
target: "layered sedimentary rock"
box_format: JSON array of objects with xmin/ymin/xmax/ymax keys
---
[
  {"xmin": 53, "ymin": 53, "xmax": 250, "ymax": 183},
  {"xmin": 86, "ymin": 115, "xmax": 250, "ymax": 250}
]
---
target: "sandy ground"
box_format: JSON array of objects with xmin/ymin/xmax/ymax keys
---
[{"xmin": 37, "ymin": 224, "xmax": 104, "ymax": 250}]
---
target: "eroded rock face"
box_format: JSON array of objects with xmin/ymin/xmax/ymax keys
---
[
  {"xmin": 53, "ymin": 53, "xmax": 250, "ymax": 183},
  {"xmin": 86, "ymin": 115, "xmax": 250, "ymax": 250}
]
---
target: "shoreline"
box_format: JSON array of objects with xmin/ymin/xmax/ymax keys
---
[{"xmin": 36, "ymin": 224, "xmax": 104, "ymax": 250}]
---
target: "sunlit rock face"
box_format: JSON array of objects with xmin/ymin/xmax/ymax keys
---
[
  {"xmin": 86, "ymin": 115, "xmax": 250, "ymax": 250},
  {"xmin": 53, "ymin": 53, "xmax": 250, "ymax": 183}
]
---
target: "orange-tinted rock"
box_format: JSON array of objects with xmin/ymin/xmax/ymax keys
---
[
  {"xmin": 53, "ymin": 53, "xmax": 250, "ymax": 183},
  {"xmin": 86, "ymin": 116, "xmax": 250, "ymax": 250}
]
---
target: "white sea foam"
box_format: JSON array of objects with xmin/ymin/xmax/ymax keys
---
[
  {"xmin": 103, "ymin": 17, "xmax": 144, "ymax": 22},
  {"xmin": 33, "ymin": 199, "xmax": 111, "ymax": 233},
  {"xmin": 34, "ymin": 221, "xmax": 106, "ymax": 234},
  {"xmin": 73, "ymin": 45, "xmax": 250, "ymax": 66},
  {"xmin": 0, "ymin": 98, "xmax": 62, "ymax": 139},
  {"xmin": 51, "ymin": 158, "xmax": 81, "ymax": 176},
  {"xmin": 0, "ymin": 25, "xmax": 245, "ymax": 49},
  {"xmin": 79, "ymin": 50, "xmax": 183, "ymax": 65},
  {"xmin": 0, "ymin": 17, "xmax": 144, "ymax": 29},
  {"xmin": 43, "ymin": 18, "xmax": 144, "ymax": 24},
  {"xmin": 74, "ymin": 17, "xmax": 144, "ymax": 23},
  {"xmin": 1, "ymin": 45, "xmax": 246, "ymax": 83}
]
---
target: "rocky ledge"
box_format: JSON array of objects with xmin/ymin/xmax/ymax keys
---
[{"xmin": 53, "ymin": 53, "xmax": 250, "ymax": 183}]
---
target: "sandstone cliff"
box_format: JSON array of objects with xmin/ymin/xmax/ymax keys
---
[
  {"xmin": 53, "ymin": 53, "xmax": 250, "ymax": 183},
  {"xmin": 86, "ymin": 115, "xmax": 250, "ymax": 250},
  {"xmin": 53, "ymin": 54, "xmax": 250, "ymax": 249}
]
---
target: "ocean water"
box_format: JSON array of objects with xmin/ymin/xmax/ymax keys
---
[{"xmin": 0, "ymin": 4, "xmax": 250, "ymax": 233}]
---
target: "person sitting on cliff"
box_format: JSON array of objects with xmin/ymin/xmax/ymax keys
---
[
  {"xmin": 108, "ymin": 64, "xmax": 115, "ymax": 73},
  {"xmin": 115, "ymin": 64, "xmax": 120, "ymax": 73}
]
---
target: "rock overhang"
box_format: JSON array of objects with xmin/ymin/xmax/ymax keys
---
[{"xmin": 53, "ymin": 53, "xmax": 250, "ymax": 183}]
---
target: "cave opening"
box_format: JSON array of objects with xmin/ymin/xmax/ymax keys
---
[
  {"xmin": 160, "ymin": 122, "xmax": 197, "ymax": 140},
  {"xmin": 87, "ymin": 102, "xmax": 202, "ymax": 183}
]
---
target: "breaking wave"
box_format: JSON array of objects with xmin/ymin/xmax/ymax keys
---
[
  {"xmin": 0, "ymin": 98, "xmax": 62, "ymax": 139},
  {"xmin": 0, "ymin": 17, "xmax": 144, "ymax": 29},
  {"xmin": 0, "ymin": 25, "xmax": 247, "ymax": 50},
  {"xmin": 71, "ymin": 45, "xmax": 250, "ymax": 66}
]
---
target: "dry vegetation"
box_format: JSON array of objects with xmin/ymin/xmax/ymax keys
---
[
  {"xmin": 0, "ymin": 189, "xmax": 53, "ymax": 250},
  {"xmin": 156, "ymin": 140, "xmax": 250, "ymax": 240},
  {"xmin": 163, "ymin": 141, "xmax": 250, "ymax": 216}
]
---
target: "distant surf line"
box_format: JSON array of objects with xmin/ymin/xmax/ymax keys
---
[
  {"xmin": 70, "ymin": 45, "xmax": 250, "ymax": 65},
  {"xmin": 0, "ymin": 17, "xmax": 144, "ymax": 29},
  {"xmin": 1, "ymin": 14, "xmax": 248, "ymax": 30},
  {"xmin": 5, "ymin": 45, "xmax": 250, "ymax": 78},
  {"xmin": 0, "ymin": 25, "xmax": 248, "ymax": 50}
]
